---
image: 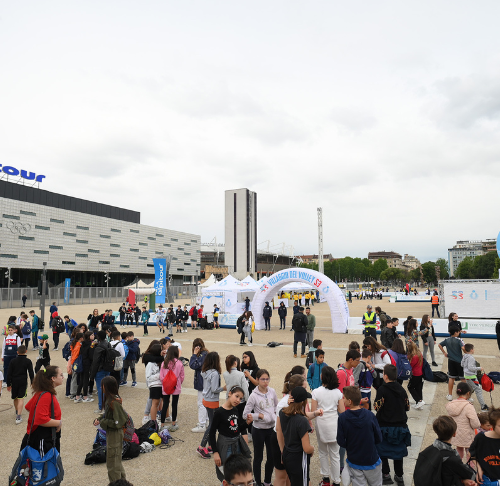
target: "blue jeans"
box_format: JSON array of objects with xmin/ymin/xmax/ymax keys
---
[{"xmin": 95, "ymin": 370, "xmax": 110, "ymax": 410}]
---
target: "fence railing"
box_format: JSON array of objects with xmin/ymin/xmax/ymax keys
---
[{"xmin": 0, "ymin": 285, "xmax": 197, "ymax": 309}]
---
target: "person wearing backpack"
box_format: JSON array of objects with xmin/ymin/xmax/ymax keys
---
[
  {"xmin": 357, "ymin": 348, "xmax": 377, "ymax": 410},
  {"xmin": 237, "ymin": 312, "xmax": 247, "ymax": 345},
  {"xmin": 406, "ymin": 342, "xmax": 425, "ymax": 410},
  {"xmin": 414, "ymin": 415, "xmax": 476, "ymax": 486},
  {"xmin": 159, "ymin": 345, "xmax": 184, "ymax": 432},
  {"xmin": 109, "ymin": 331, "xmax": 125, "ymax": 384},
  {"xmin": 50, "ymin": 312, "xmax": 64, "ymax": 351},
  {"xmin": 292, "ymin": 307, "xmax": 308, "ymax": 358},
  {"xmin": 67, "ymin": 332, "xmax": 84, "ymax": 401},
  {"xmin": 190, "ymin": 304, "xmax": 198, "ymax": 330},
  {"xmin": 93, "ymin": 376, "xmax": 128, "ymax": 483},
  {"xmin": 388, "ymin": 339, "xmax": 412, "ymax": 384},
  {"xmin": 20, "ymin": 314, "xmax": 32, "ymax": 349},
  {"xmin": 374, "ymin": 364, "xmax": 411, "ymax": 485},
  {"xmin": 89, "ymin": 330, "xmax": 111, "ymax": 414},
  {"xmin": 306, "ymin": 339, "xmax": 323, "ymax": 369}
]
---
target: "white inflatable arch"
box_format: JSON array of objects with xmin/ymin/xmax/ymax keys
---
[{"xmin": 252, "ymin": 268, "xmax": 349, "ymax": 332}]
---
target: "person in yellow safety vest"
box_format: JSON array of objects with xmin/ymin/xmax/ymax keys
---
[
  {"xmin": 305, "ymin": 292, "xmax": 311, "ymax": 306},
  {"xmin": 362, "ymin": 304, "xmax": 377, "ymax": 339},
  {"xmin": 431, "ymin": 292, "xmax": 440, "ymax": 318}
]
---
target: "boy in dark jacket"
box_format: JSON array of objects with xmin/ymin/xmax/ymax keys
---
[
  {"xmin": 414, "ymin": 415, "xmax": 475, "ymax": 486},
  {"xmin": 34, "ymin": 334, "xmax": 51, "ymax": 373},
  {"xmin": 278, "ymin": 301, "xmax": 287, "ymax": 329},
  {"xmin": 90, "ymin": 330, "xmax": 111, "ymax": 413},
  {"xmin": 374, "ymin": 364, "xmax": 411, "ymax": 485},
  {"xmin": 122, "ymin": 331, "xmax": 140, "ymax": 387},
  {"xmin": 6, "ymin": 345, "xmax": 34, "ymax": 424},
  {"xmin": 337, "ymin": 386, "xmax": 382, "ymax": 485}
]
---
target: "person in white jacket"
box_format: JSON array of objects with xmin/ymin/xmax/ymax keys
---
[
  {"xmin": 109, "ymin": 330, "xmax": 125, "ymax": 384},
  {"xmin": 243, "ymin": 369, "xmax": 279, "ymax": 486},
  {"xmin": 145, "ymin": 344, "xmax": 163, "ymax": 422}
]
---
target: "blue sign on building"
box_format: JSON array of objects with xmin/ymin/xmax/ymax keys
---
[
  {"xmin": 153, "ymin": 258, "xmax": 166, "ymax": 304},
  {"xmin": 64, "ymin": 278, "xmax": 71, "ymax": 304},
  {"xmin": 0, "ymin": 165, "xmax": 46, "ymax": 183}
]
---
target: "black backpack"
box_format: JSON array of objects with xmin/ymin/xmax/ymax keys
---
[
  {"xmin": 432, "ymin": 371, "xmax": 449, "ymax": 383},
  {"xmin": 236, "ymin": 316, "xmax": 245, "ymax": 334},
  {"xmin": 292, "ymin": 314, "xmax": 307, "ymax": 333},
  {"xmin": 102, "ymin": 343, "xmax": 121, "ymax": 372},
  {"xmin": 55, "ymin": 317, "xmax": 65, "ymax": 334}
]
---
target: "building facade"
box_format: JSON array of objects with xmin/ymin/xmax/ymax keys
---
[
  {"xmin": 368, "ymin": 251, "xmax": 404, "ymax": 269},
  {"xmin": 402, "ymin": 254, "xmax": 420, "ymax": 270},
  {"xmin": 0, "ymin": 180, "xmax": 200, "ymax": 288},
  {"xmin": 448, "ymin": 239, "xmax": 497, "ymax": 277},
  {"xmin": 224, "ymin": 188, "xmax": 257, "ymax": 280}
]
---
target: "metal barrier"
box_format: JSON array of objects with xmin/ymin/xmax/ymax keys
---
[{"xmin": 0, "ymin": 285, "xmax": 197, "ymax": 309}]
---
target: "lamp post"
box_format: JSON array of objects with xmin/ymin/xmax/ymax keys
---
[
  {"xmin": 40, "ymin": 262, "xmax": 47, "ymax": 325},
  {"xmin": 104, "ymin": 272, "xmax": 110, "ymax": 300}
]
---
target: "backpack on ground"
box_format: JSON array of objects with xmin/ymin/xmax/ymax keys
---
[
  {"xmin": 84, "ymin": 445, "xmax": 107, "ymax": 465},
  {"xmin": 422, "ymin": 359, "xmax": 434, "ymax": 382},
  {"xmin": 432, "ymin": 371, "xmax": 449, "ymax": 383},
  {"xmin": 487, "ymin": 371, "xmax": 500, "ymax": 384},
  {"xmin": 162, "ymin": 367, "xmax": 177, "ymax": 395},
  {"xmin": 22, "ymin": 321, "xmax": 32, "ymax": 335},
  {"xmin": 62, "ymin": 341, "xmax": 72, "ymax": 361},
  {"xmin": 102, "ymin": 343, "xmax": 121, "ymax": 372},
  {"xmin": 266, "ymin": 342, "xmax": 282, "ymax": 348}
]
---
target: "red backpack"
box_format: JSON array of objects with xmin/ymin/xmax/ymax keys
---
[
  {"xmin": 481, "ymin": 373, "xmax": 494, "ymax": 393},
  {"xmin": 162, "ymin": 365, "xmax": 178, "ymax": 395},
  {"xmin": 381, "ymin": 350, "xmax": 397, "ymax": 367}
]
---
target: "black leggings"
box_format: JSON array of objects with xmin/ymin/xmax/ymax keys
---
[
  {"xmin": 53, "ymin": 333, "xmax": 59, "ymax": 349},
  {"xmin": 252, "ymin": 427, "xmax": 275, "ymax": 485},
  {"xmin": 161, "ymin": 394, "xmax": 179, "ymax": 423},
  {"xmin": 283, "ymin": 448, "xmax": 310, "ymax": 486},
  {"xmin": 407, "ymin": 374, "xmax": 423, "ymax": 403},
  {"xmin": 77, "ymin": 368, "xmax": 91, "ymax": 397},
  {"xmin": 382, "ymin": 457, "xmax": 403, "ymax": 477}
]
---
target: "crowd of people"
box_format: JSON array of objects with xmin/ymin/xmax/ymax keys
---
[{"xmin": 1, "ymin": 299, "xmax": 499, "ymax": 486}]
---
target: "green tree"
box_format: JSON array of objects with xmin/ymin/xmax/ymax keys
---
[
  {"xmin": 380, "ymin": 268, "xmax": 404, "ymax": 283},
  {"xmin": 472, "ymin": 252, "xmax": 497, "ymax": 279},
  {"xmin": 421, "ymin": 261, "xmax": 437, "ymax": 284},
  {"xmin": 492, "ymin": 256, "xmax": 500, "ymax": 279},
  {"xmin": 455, "ymin": 256, "xmax": 475, "ymax": 279},
  {"xmin": 435, "ymin": 258, "xmax": 449, "ymax": 280},
  {"xmin": 372, "ymin": 258, "xmax": 389, "ymax": 280}
]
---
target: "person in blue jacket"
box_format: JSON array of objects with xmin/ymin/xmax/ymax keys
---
[
  {"xmin": 278, "ymin": 302, "xmax": 287, "ymax": 330},
  {"xmin": 262, "ymin": 302, "xmax": 273, "ymax": 331},
  {"xmin": 307, "ymin": 349, "xmax": 328, "ymax": 391}
]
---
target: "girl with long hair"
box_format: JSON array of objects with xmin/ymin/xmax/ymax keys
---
[
  {"xmin": 243, "ymin": 369, "xmax": 279, "ymax": 486},
  {"xmin": 420, "ymin": 314, "xmax": 437, "ymax": 366},
  {"xmin": 141, "ymin": 339, "xmax": 164, "ymax": 424},
  {"xmin": 362, "ymin": 336, "xmax": 391, "ymax": 372},
  {"xmin": 145, "ymin": 343, "xmax": 163, "ymax": 422},
  {"xmin": 20, "ymin": 366, "xmax": 64, "ymax": 455},
  {"xmin": 67, "ymin": 332, "xmax": 84, "ymax": 400},
  {"xmin": 93, "ymin": 376, "xmax": 127, "ymax": 483},
  {"xmin": 159, "ymin": 345, "xmax": 184, "ymax": 432},
  {"xmin": 407, "ymin": 342, "xmax": 425, "ymax": 409},
  {"xmin": 190, "ymin": 338, "xmax": 209, "ymax": 433},
  {"xmin": 75, "ymin": 330, "xmax": 94, "ymax": 403},
  {"xmin": 197, "ymin": 351, "xmax": 224, "ymax": 458},
  {"xmin": 223, "ymin": 354, "xmax": 249, "ymax": 419},
  {"xmin": 241, "ymin": 351, "xmax": 260, "ymax": 394},
  {"xmin": 209, "ymin": 386, "xmax": 251, "ymax": 483},
  {"xmin": 311, "ymin": 366, "xmax": 344, "ymax": 486},
  {"xmin": 405, "ymin": 318, "xmax": 425, "ymax": 347}
]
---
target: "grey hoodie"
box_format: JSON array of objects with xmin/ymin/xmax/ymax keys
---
[
  {"xmin": 461, "ymin": 353, "xmax": 481, "ymax": 378},
  {"xmin": 201, "ymin": 369, "xmax": 224, "ymax": 403}
]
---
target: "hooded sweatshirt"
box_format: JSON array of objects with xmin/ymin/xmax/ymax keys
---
[
  {"xmin": 374, "ymin": 381, "xmax": 409, "ymax": 427},
  {"xmin": 145, "ymin": 361, "xmax": 162, "ymax": 388},
  {"xmin": 159, "ymin": 358, "xmax": 185, "ymax": 395},
  {"xmin": 445, "ymin": 398, "xmax": 480, "ymax": 448},
  {"xmin": 307, "ymin": 360, "xmax": 328, "ymax": 390},
  {"xmin": 243, "ymin": 386, "xmax": 279, "ymax": 429},
  {"xmin": 337, "ymin": 408, "xmax": 382, "ymax": 468},
  {"xmin": 461, "ymin": 353, "xmax": 481, "ymax": 379},
  {"xmin": 201, "ymin": 368, "xmax": 224, "ymax": 403}
]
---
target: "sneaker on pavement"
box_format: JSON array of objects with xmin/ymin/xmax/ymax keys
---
[
  {"xmin": 119, "ymin": 381, "xmax": 127, "ymax": 386},
  {"xmin": 82, "ymin": 397, "xmax": 94, "ymax": 403},
  {"xmin": 481, "ymin": 405, "xmax": 490, "ymax": 411},
  {"xmin": 53, "ymin": 348, "xmax": 59, "ymax": 351},
  {"xmin": 301, "ymin": 354, "xmax": 307, "ymax": 358},
  {"xmin": 94, "ymin": 409, "xmax": 102, "ymax": 414},
  {"xmin": 247, "ymin": 343, "xmax": 253, "ymax": 346},
  {"xmin": 74, "ymin": 397, "xmax": 83, "ymax": 403},
  {"xmin": 131, "ymin": 382, "xmax": 138, "ymax": 387},
  {"xmin": 394, "ymin": 475, "xmax": 404, "ymax": 485},
  {"xmin": 206, "ymin": 446, "xmax": 212, "ymax": 453},
  {"xmin": 142, "ymin": 416, "xmax": 150, "ymax": 425},
  {"xmin": 191, "ymin": 423, "xmax": 206, "ymax": 433},
  {"xmin": 15, "ymin": 417, "xmax": 22, "ymax": 425},
  {"xmin": 432, "ymin": 361, "xmax": 438, "ymax": 366},
  {"xmin": 382, "ymin": 474, "xmax": 394, "ymax": 485},
  {"xmin": 165, "ymin": 415, "xmax": 172, "ymax": 422},
  {"xmin": 446, "ymin": 394, "xmax": 453, "ymax": 401},
  {"xmin": 196, "ymin": 446, "xmax": 211, "ymax": 459},
  {"xmin": 68, "ymin": 395, "xmax": 76, "ymax": 400},
  {"xmin": 169, "ymin": 424, "xmax": 179, "ymax": 432}
]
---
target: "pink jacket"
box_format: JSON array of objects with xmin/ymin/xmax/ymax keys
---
[
  {"xmin": 159, "ymin": 359, "xmax": 185, "ymax": 395},
  {"xmin": 445, "ymin": 398, "xmax": 481, "ymax": 448}
]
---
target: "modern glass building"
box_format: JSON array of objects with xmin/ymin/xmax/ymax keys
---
[{"xmin": 0, "ymin": 180, "xmax": 200, "ymax": 288}]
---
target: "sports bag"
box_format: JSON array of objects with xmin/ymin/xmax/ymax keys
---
[
  {"xmin": 84, "ymin": 446, "xmax": 107, "ymax": 465},
  {"xmin": 55, "ymin": 318, "xmax": 65, "ymax": 334},
  {"xmin": 487, "ymin": 371, "xmax": 500, "ymax": 384},
  {"xmin": 481, "ymin": 373, "xmax": 494, "ymax": 393},
  {"xmin": 102, "ymin": 343, "xmax": 121, "ymax": 372},
  {"xmin": 432, "ymin": 371, "xmax": 449, "ymax": 383},
  {"xmin": 22, "ymin": 321, "xmax": 32, "ymax": 336},
  {"xmin": 162, "ymin": 366, "xmax": 178, "ymax": 395},
  {"xmin": 111, "ymin": 343, "xmax": 124, "ymax": 371},
  {"xmin": 9, "ymin": 392, "xmax": 64, "ymax": 485},
  {"xmin": 422, "ymin": 359, "xmax": 434, "ymax": 382}
]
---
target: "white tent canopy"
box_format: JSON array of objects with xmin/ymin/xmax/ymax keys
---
[
  {"xmin": 203, "ymin": 274, "xmax": 242, "ymax": 292},
  {"xmin": 200, "ymin": 274, "xmax": 217, "ymax": 288},
  {"xmin": 124, "ymin": 279, "xmax": 154, "ymax": 289},
  {"xmin": 239, "ymin": 275, "xmax": 260, "ymax": 291}
]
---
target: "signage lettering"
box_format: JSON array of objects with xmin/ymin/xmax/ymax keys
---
[{"xmin": 0, "ymin": 165, "xmax": 45, "ymax": 183}]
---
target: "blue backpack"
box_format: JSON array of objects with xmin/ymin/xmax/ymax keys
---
[
  {"xmin": 9, "ymin": 392, "xmax": 64, "ymax": 485},
  {"xmin": 122, "ymin": 340, "xmax": 129, "ymax": 359},
  {"xmin": 62, "ymin": 341, "xmax": 71, "ymax": 361},
  {"xmin": 389, "ymin": 350, "xmax": 412, "ymax": 381},
  {"xmin": 358, "ymin": 362, "xmax": 374, "ymax": 388}
]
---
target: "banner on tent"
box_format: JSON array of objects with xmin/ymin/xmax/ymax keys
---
[
  {"xmin": 218, "ymin": 314, "xmax": 240, "ymax": 327},
  {"xmin": 443, "ymin": 282, "xmax": 500, "ymax": 318},
  {"xmin": 153, "ymin": 258, "xmax": 166, "ymax": 304},
  {"xmin": 395, "ymin": 294, "xmax": 431, "ymax": 302}
]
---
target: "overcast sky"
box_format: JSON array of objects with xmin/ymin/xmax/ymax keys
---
[{"xmin": 1, "ymin": 2, "xmax": 499, "ymax": 263}]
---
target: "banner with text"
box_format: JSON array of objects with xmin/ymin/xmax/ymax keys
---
[
  {"xmin": 153, "ymin": 258, "xmax": 167, "ymax": 304},
  {"xmin": 64, "ymin": 278, "xmax": 71, "ymax": 304},
  {"xmin": 443, "ymin": 282, "xmax": 500, "ymax": 318}
]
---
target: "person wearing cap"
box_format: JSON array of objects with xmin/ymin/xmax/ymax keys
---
[
  {"xmin": 362, "ymin": 305, "xmax": 377, "ymax": 340},
  {"xmin": 263, "ymin": 302, "xmax": 273, "ymax": 331},
  {"xmin": 276, "ymin": 386, "xmax": 321, "ymax": 486},
  {"xmin": 34, "ymin": 334, "xmax": 51, "ymax": 373}
]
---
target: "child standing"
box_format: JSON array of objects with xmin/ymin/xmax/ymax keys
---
[
  {"xmin": 470, "ymin": 407, "xmax": 500, "ymax": 483},
  {"xmin": 2, "ymin": 324, "xmax": 22, "ymax": 382},
  {"xmin": 477, "ymin": 412, "xmax": 493, "ymax": 434},
  {"xmin": 356, "ymin": 349, "xmax": 376, "ymax": 409},
  {"xmin": 141, "ymin": 306, "xmax": 150, "ymax": 336},
  {"xmin": 337, "ymin": 350, "xmax": 361, "ymax": 392},
  {"xmin": 244, "ymin": 369, "xmax": 279, "ymax": 486},
  {"xmin": 306, "ymin": 339, "xmax": 323, "ymax": 369},
  {"xmin": 209, "ymin": 386, "xmax": 251, "ymax": 483},
  {"xmin": 145, "ymin": 343, "xmax": 163, "ymax": 422},
  {"xmin": 311, "ymin": 366, "xmax": 345, "ymax": 486},
  {"xmin": 20, "ymin": 314, "xmax": 32, "ymax": 349},
  {"xmin": 197, "ymin": 351, "xmax": 224, "ymax": 458},
  {"xmin": 93, "ymin": 376, "xmax": 127, "ymax": 483},
  {"xmin": 461, "ymin": 343, "xmax": 488, "ymax": 411},
  {"xmin": 159, "ymin": 345, "xmax": 184, "ymax": 432},
  {"xmin": 123, "ymin": 331, "xmax": 140, "ymax": 387},
  {"xmin": 6, "ymin": 345, "xmax": 34, "ymax": 424},
  {"xmin": 445, "ymin": 381, "xmax": 480, "ymax": 460},
  {"xmin": 406, "ymin": 342, "xmax": 425, "ymax": 409},
  {"xmin": 337, "ymin": 386, "xmax": 383, "ymax": 486},
  {"xmin": 374, "ymin": 364, "xmax": 411, "ymax": 485},
  {"xmin": 307, "ymin": 349, "xmax": 328, "ymax": 391},
  {"xmin": 414, "ymin": 416, "xmax": 476, "ymax": 486},
  {"xmin": 190, "ymin": 338, "xmax": 209, "ymax": 433},
  {"xmin": 438, "ymin": 325, "xmax": 466, "ymax": 401}
]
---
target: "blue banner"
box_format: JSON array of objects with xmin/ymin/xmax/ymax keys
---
[
  {"xmin": 64, "ymin": 278, "xmax": 71, "ymax": 304},
  {"xmin": 153, "ymin": 258, "xmax": 166, "ymax": 304}
]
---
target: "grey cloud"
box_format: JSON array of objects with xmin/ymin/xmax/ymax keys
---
[{"xmin": 330, "ymin": 107, "xmax": 377, "ymax": 132}]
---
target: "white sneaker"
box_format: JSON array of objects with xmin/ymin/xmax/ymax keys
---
[
  {"xmin": 165, "ymin": 415, "xmax": 172, "ymax": 422},
  {"xmin": 191, "ymin": 423, "xmax": 206, "ymax": 433},
  {"xmin": 82, "ymin": 397, "xmax": 94, "ymax": 403},
  {"xmin": 15, "ymin": 417, "xmax": 22, "ymax": 425},
  {"xmin": 247, "ymin": 343, "xmax": 253, "ymax": 346},
  {"xmin": 142, "ymin": 416, "xmax": 150, "ymax": 425},
  {"xmin": 446, "ymin": 394, "xmax": 453, "ymax": 401},
  {"xmin": 415, "ymin": 401, "xmax": 425, "ymax": 409}
]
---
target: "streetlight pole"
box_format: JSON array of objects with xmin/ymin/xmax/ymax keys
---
[{"xmin": 40, "ymin": 262, "xmax": 47, "ymax": 326}]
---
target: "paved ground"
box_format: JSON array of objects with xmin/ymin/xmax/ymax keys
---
[{"xmin": 1, "ymin": 298, "xmax": 498, "ymax": 485}]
